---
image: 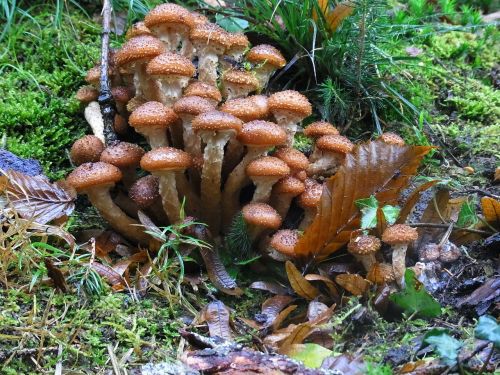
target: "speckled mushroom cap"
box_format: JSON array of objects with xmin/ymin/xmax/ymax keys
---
[
  {"xmin": 237, "ymin": 120, "xmax": 286, "ymax": 147},
  {"xmin": 272, "ymin": 176, "xmax": 305, "ymax": 195},
  {"xmin": 66, "ymin": 162, "xmax": 122, "ymax": 192},
  {"xmin": 144, "ymin": 3, "xmax": 195, "ymax": 29},
  {"xmin": 242, "ymin": 202, "xmax": 282, "ymax": 229},
  {"xmin": 191, "ymin": 110, "xmax": 243, "ymax": 133},
  {"xmin": 146, "ymin": 52, "xmax": 196, "ymax": 77},
  {"xmin": 378, "ymin": 132, "xmax": 405, "ymax": 146},
  {"xmin": 112, "ymin": 86, "xmax": 134, "ymax": 104},
  {"xmin": 190, "ymin": 23, "xmax": 230, "ymax": 50},
  {"xmin": 125, "ymin": 22, "xmax": 153, "ymax": 40},
  {"xmin": 304, "ymin": 121, "xmax": 339, "ymax": 138},
  {"xmin": 348, "ymin": 235, "xmax": 381, "ymax": 256},
  {"xmin": 114, "ymin": 36, "xmax": 165, "ymax": 67},
  {"xmin": 222, "ymin": 70, "xmax": 259, "ymax": 90},
  {"xmin": 184, "ymin": 81, "xmax": 222, "ymax": 103},
  {"xmin": 173, "ymin": 96, "xmax": 215, "ymax": 116},
  {"xmin": 270, "ymin": 229, "xmax": 299, "ymax": 257},
  {"xmin": 220, "ymin": 95, "xmax": 269, "ymax": 122},
  {"xmin": 268, "ymin": 90, "xmax": 312, "ymax": 117},
  {"xmin": 316, "ymin": 135, "xmax": 354, "ymax": 154},
  {"xmin": 100, "ymin": 142, "xmax": 145, "ymax": 168},
  {"xmin": 273, "ymin": 147, "xmax": 309, "ymax": 172},
  {"xmin": 191, "ymin": 11, "xmax": 209, "ymax": 26},
  {"xmin": 367, "ymin": 263, "xmax": 396, "ymax": 285},
  {"xmin": 382, "ymin": 224, "xmax": 418, "ymax": 245},
  {"xmin": 140, "ymin": 147, "xmax": 192, "ymax": 172},
  {"xmin": 246, "ymin": 44, "xmax": 286, "ymax": 68},
  {"xmin": 85, "ymin": 65, "xmax": 113, "ymax": 86},
  {"xmin": 129, "ymin": 175, "xmax": 160, "ymax": 208},
  {"xmin": 246, "ymin": 156, "xmax": 290, "ymax": 178},
  {"xmin": 297, "ymin": 178, "xmax": 323, "ymax": 208},
  {"xmin": 226, "ymin": 33, "xmax": 249, "ymax": 53},
  {"xmin": 129, "ymin": 101, "xmax": 178, "ymax": 129},
  {"xmin": 76, "ymin": 86, "xmax": 99, "ymax": 103},
  {"xmin": 70, "ymin": 135, "xmax": 105, "ymax": 166}
]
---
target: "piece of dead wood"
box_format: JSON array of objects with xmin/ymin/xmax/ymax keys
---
[{"xmin": 457, "ymin": 277, "xmax": 500, "ymax": 315}]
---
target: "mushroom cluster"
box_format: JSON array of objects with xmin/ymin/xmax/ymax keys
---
[{"xmin": 68, "ymin": 3, "xmax": 411, "ymax": 269}]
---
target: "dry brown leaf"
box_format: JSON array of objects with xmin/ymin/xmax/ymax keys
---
[
  {"xmin": 304, "ymin": 274, "xmax": 339, "ymax": 298},
  {"xmin": 307, "ymin": 301, "xmax": 329, "ymax": 322},
  {"xmin": 278, "ymin": 323, "xmax": 313, "ymax": 355},
  {"xmin": 44, "ymin": 259, "xmax": 67, "ymax": 292},
  {"xmin": 0, "ymin": 175, "xmax": 7, "ymax": 192},
  {"xmin": 272, "ymin": 305, "xmax": 298, "ymax": 331},
  {"xmin": 397, "ymin": 180, "xmax": 439, "ymax": 224},
  {"xmin": 414, "ymin": 189, "xmax": 450, "ymax": 251},
  {"xmin": 203, "ymin": 300, "xmax": 232, "ymax": 341},
  {"xmin": 375, "ymin": 207, "xmax": 387, "ymax": 238},
  {"xmin": 6, "ymin": 170, "xmax": 75, "ymax": 224},
  {"xmin": 481, "ymin": 197, "xmax": 500, "ymax": 229},
  {"xmin": 136, "ymin": 261, "xmax": 152, "ymax": 296},
  {"xmin": 285, "ymin": 261, "xmax": 320, "ymax": 300},
  {"xmin": 200, "ymin": 248, "xmax": 243, "ymax": 296},
  {"xmin": 314, "ymin": 0, "xmax": 355, "ymax": 32},
  {"xmin": 335, "ymin": 274, "xmax": 370, "ymax": 296},
  {"xmin": 21, "ymin": 219, "xmax": 76, "ymax": 249},
  {"xmin": 249, "ymin": 281, "xmax": 289, "ymax": 295},
  {"xmin": 258, "ymin": 295, "xmax": 294, "ymax": 328},
  {"xmin": 294, "ymin": 141, "xmax": 433, "ymax": 261},
  {"xmin": 91, "ymin": 261, "xmax": 125, "ymax": 289},
  {"xmin": 94, "ymin": 231, "xmax": 127, "ymax": 259},
  {"xmin": 137, "ymin": 210, "xmax": 163, "ymax": 240}
]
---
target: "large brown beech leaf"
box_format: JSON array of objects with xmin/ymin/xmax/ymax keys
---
[
  {"xmin": 6, "ymin": 171, "xmax": 76, "ymax": 224},
  {"xmin": 294, "ymin": 141, "xmax": 433, "ymax": 261}
]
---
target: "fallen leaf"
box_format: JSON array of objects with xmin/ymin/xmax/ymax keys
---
[
  {"xmin": 481, "ymin": 197, "xmax": 500, "ymax": 230},
  {"xmin": 335, "ymin": 274, "xmax": 370, "ymax": 296},
  {"xmin": 256, "ymin": 295, "xmax": 294, "ymax": 328},
  {"xmin": 305, "ymin": 274, "xmax": 339, "ymax": 298},
  {"xmin": 321, "ymin": 353, "xmax": 365, "ymax": 374},
  {"xmin": 94, "ymin": 231, "xmax": 127, "ymax": 259},
  {"xmin": 423, "ymin": 329, "xmax": 462, "ymax": 366},
  {"xmin": 278, "ymin": 323, "xmax": 313, "ymax": 355},
  {"xmin": 91, "ymin": 261, "xmax": 125, "ymax": 289},
  {"xmin": 457, "ymin": 277, "xmax": 500, "ymax": 316},
  {"xmin": 44, "ymin": 259, "xmax": 67, "ymax": 292},
  {"xmin": 203, "ymin": 300, "xmax": 232, "ymax": 341},
  {"xmin": 316, "ymin": 1, "xmax": 355, "ymax": 33},
  {"xmin": 397, "ymin": 180, "xmax": 439, "ymax": 224},
  {"xmin": 307, "ymin": 301, "xmax": 329, "ymax": 322},
  {"xmin": 137, "ymin": 210, "xmax": 164, "ymax": 241},
  {"xmin": 288, "ymin": 343, "xmax": 333, "ymax": 368},
  {"xmin": 272, "ymin": 305, "xmax": 298, "ymax": 331},
  {"xmin": 475, "ymin": 315, "xmax": 500, "ymax": 349},
  {"xmin": 135, "ymin": 261, "xmax": 152, "ymax": 296},
  {"xmin": 200, "ymin": 248, "xmax": 243, "ymax": 296},
  {"xmin": 415, "ymin": 189, "xmax": 450, "ymax": 251},
  {"xmin": 249, "ymin": 281, "xmax": 290, "ymax": 295},
  {"xmin": 286, "ymin": 261, "xmax": 320, "ymax": 300}
]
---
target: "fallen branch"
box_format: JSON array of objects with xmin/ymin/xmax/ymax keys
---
[{"xmin": 409, "ymin": 223, "xmax": 493, "ymax": 236}]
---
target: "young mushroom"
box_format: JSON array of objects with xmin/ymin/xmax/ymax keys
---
[
  {"xmin": 307, "ymin": 135, "xmax": 354, "ymax": 177},
  {"xmin": 125, "ymin": 21, "xmax": 153, "ymax": 40},
  {"xmin": 347, "ymin": 235, "xmax": 381, "ymax": 272},
  {"xmin": 246, "ymin": 156, "xmax": 290, "ymax": 203},
  {"xmin": 66, "ymin": 162, "xmax": 149, "ymax": 244},
  {"xmin": 129, "ymin": 175, "xmax": 168, "ymax": 225},
  {"xmin": 245, "ymin": 44, "xmax": 286, "ymax": 90},
  {"xmin": 303, "ymin": 121, "xmax": 340, "ymax": 139},
  {"xmin": 221, "ymin": 69, "xmax": 259, "ymax": 100},
  {"xmin": 297, "ymin": 178, "xmax": 323, "ymax": 230},
  {"xmin": 70, "ymin": 135, "xmax": 105, "ymax": 166},
  {"xmin": 273, "ymin": 147, "xmax": 310, "ymax": 181},
  {"xmin": 184, "ymin": 81, "xmax": 222, "ymax": 106},
  {"xmin": 242, "ymin": 202, "xmax": 282, "ymax": 242},
  {"xmin": 221, "ymin": 33, "xmax": 250, "ymax": 70},
  {"xmin": 382, "ymin": 224, "xmax": 419, "ymax": 287},
  {"xmin": 100, "ymin": 142, "xmax": 145, "ymax": 189},
  {"xmin": 76, "ymin": 86, "xmax": 99, "ymax": 104},
  {"xmin": 267, "ymin": 229, "xmax": 299, "ymax": 261},
  {"xmin": 378, "ymin": 132, "xmax": 405, "ymax": 146},
  {"xmin": 271, "ymin": 176, "xmax": 305, "ymax": 219},
  {"xmin": 367, "ymin": 263, "xmax": 396, "ymax": 286},
  {"xmin": 84, "ymin": 101, "xmax": 105, "ymax": 143}
]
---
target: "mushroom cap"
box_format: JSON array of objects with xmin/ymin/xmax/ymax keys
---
[
  {"xmin": 85, "ymin": 65, "xmax": 104, "ymax": 86},
  {"xmin": 146, "ymin": 52, "xmax": 196, "ymax": 77},
  {"xmin": 191, "ymin": 11, "xmax": 209, "ymax": 26},
  {"xmin": 246, "ymin": 44, "xmax": 286, "ymax": 68},
  {"xmin": 112, "ymin": 86, "xmax": 134, "ymax": 104},
  {"xmin": 237, "ymin": 120, "xmax": 286, "ymax": 147},
  {"xmin": 367, "ymin": 263, "xmax": 396, "ymax": 285},
  {"xmin": 297, "ymin": 178, "xmax": 323, "ymax": 208},
  {"xmin": 140, "ymin": 147, "xmax": 192, "ymax": 172},
  {"xmin": 304, "ymin": 121, "xmax": 339, "ymax": 138},
  {"xmin": 190, "ymin": 23, "xmax": 229, "ymax": 49},
  {"xmin": 76, "ymin": 86, "xmax": 99, "ymax": 103},
  {"xmin": 246, "ymin": 156, "xmax": 290, "ymax": 177},
  {"xmin": 316, "ymin": 135, "xmax": 354, "ymax": 154},
  {"xmin": 242, "ymin": 202, "xmax": 282, "ymax": 229},
  {"xmin": 100, "ymin": 142, "xmax": 145, "ymax": 168},
  {"xmin": 114, "ymin": 114, "xmax": 128, "ymax": 135},
  {"xmin": 192, "ymin": 110, "xmax": 243, "ymax": 133},
  {"xmin": 270, "ymin": 229, "xmax": 299, "ymax": 257},
  {"xmin": 220, "ymin": 95, "xmax": 269, "ymax": 122},
  {"xmin": 272, "ymin": 176, "xmax": 305, "ymax": 195},
  {"xmin": 70, "ymin": 135, "xmax": 105, "ymax": 166},
  {"xmin": 295, "ymin": 170, "xmax": 307, "ymax": 181},
  {"xmin": 129, "ymin": 101, "xmax": 178, "ymax": 129},
  {"xmin": 226, "ymin": 33, "xmax": 249, "ymax": 52},
  {"xmin": 173, "ymin": 96, "xmax": 215, "ymax": 116},
  {"xmin": 382, "ymin": 224, "xmax": 418, "ymax": 245},
  {"xmin": 144, "ymin": 3, "xmax": 195, "ymax": 29},
  {"xmin": 184, "ymin": 81, "xmax": 222, "ymax": 103},
  {"xmin": 348, "ymin": 235, "xmax": 381, "ymax": 256},
  {"xmin": 268, "ymin": 90, "xmax": 312, "ymax": 118},
  {"xmin": 222, "ymin": 70, "xmax": 259, "ymax": 90},
  {"xmin": 129, "ymin": 175, "xmax": 160, "ymax": 209},
  {"xmin": 378, "ymin": 132, "xmax": 405, "ymax": 146},
  {"xmin": 420, "ymin": 243, "xmax": 441, "ymax": 262},
  {"xmin": 67, "ymin": 162, "xmax": 122, "ymax": 192},
  {"xmin": 273, "ymin": 147, "xmax": 309, "ymax": 171},
  {"xmin": 114, "ymin": 35, "xmax": 165, "ymax": 67},
  {"xmin": 125, "ymin": 21, "xmax": 153, "ymax": 40}
]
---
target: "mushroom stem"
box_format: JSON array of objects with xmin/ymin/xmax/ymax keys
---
[
  {"xmin": 157, "ymin": 77, "xmax": 189, "ymax": 106},
  {"xmin": 157, "ymin": 172, "xmax": 182, "ymax": 223},
  {"xmin": 136, "ymin": 63, "xmax": 161, "ymax": 101},
  {"xmin": 358, "ymin": 254, "xmax": 377, "ymax": 273},
  {"xmin": 84, "ymin": 102, "xmax": 105, "ymax": 143},
  {"xmin": 146, "ymin": 128, "xmax": 169, "ymax": 149},
  {"xmin": 181, "ymin": 116, "xmax": 201, "ymax": 156},
  {"xmin": 272, "ymin": 195, "xmax": 294, "ymax": 219},
  {"xmin": 252, "ymin": 180, "xmax": 276, "ymax": 203},
  {"xmin": 392, "ymin": 244, "xmax": 408, "ymax": 287},
  {"xmin": 198, "ymin": 53, "xmax": 218, "ymax": 86},
  {"xmin": 87, "ymin": 186, "xmax": 149, "ymax": 244},
  {"xmin": 175, "ymin": 171, "xmax": 201, "ymax": 217}
]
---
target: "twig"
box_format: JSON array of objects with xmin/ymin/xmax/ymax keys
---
[
  {"xmin": 479, "ymin": 344, "xmax": 494, "ymax": 374},
  {"xmin": 409, "ymin": 222, "xmax": 493, "ymax": 235},
  {"xmin": 459, "ymin": 189, "xmax": 500, "ymax": 200},
  {"xmin": 107, "ymin": 344, "xmax": 121, "ymax": 375},
  {"xmin": 99, "ymin": 0, "xmax": 118, "ymax": 145}
]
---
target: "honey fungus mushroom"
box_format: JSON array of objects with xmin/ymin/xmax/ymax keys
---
[
  {"xmin": 382, "ymin": 224, "xmax": 418, "ymax": 287},
  {"xmin": 242, "ymin": 202, "xmax": 282, "ymax": 242},
  {"xmin": 348, "ymin": 235, "xmax": 381, "ymax": 272},
  {"xmin": 307, "ymin": 135, "xmax": 354, "ymax": 177},
  {"xmin": 70, "ymin": 135, "xmax": 104, "ymax": 166},
  {"xmin": 100, "ymin": 142, "xmax": 145, "ymax": 189},
  {"xmin": 221, "ymin": 69, "xmax": 259, "ymax": 100},
  {"xmin": 246, "ymin": 156, "xmax": 290, "ymax": 203},
  {"xmin": 246, "ymin": 44, "xmax": 286, "ymax": 89}
]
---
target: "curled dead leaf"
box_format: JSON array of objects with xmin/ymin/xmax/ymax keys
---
[
  {"xmin": 249, "ymin": 281, "xmax": 290, "ymax": 295},
  {"xmin": 44, "ymin": 259, "xmax": 67, "ymax": 292},
  {"xmin": 278, "ymin": 323, "xmax": 313, "ymax": 355},
  {"xmin": 335, "ymin": 274, "xmax": 370, "ymax": 296},
  {"xmin": 305, "ymin": 274, "xmax": 339, "ymax": 298},
  {"xmin": 257, "ymin": 295, "xmax": 294, "ymax": 329},
  {"xmin": 200, "ymin": 248, "xmax": 243, "ymax": 296},
  {"xmin": 285, "ymin": 261, "xmax": 320, "ymax": 300},
  {"xmin": 397, "ymin": 180, "xmax": 439, "ymax": 224},
  {"xmin": 91, "ymin": 261, "xmax": 126, "ymax": 289},
  {"xmin": 481, "ymin": 197, "xmax": 500, "ymax": 230},
  {"xmin": 203, "ymin": 300, "xmax": 232, "ymax": 341}
]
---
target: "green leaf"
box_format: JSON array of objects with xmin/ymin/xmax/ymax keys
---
[
  {"xmin": 381, "ymin": 205, "xmax": 401, "ymax": 225},
  {"xmin": 215, "ymin": 14, "xmax": 249, "ymax": 32},
  {"xmin": 475, "ymin": 315, "xmax": 500, "ymax": 349},
  {"xmin": 355, "ymin": 195, "xmax": 400, "ymax": 229},
  {"xmin": 390, "ymin": 269, "xmax": 442, "ymax": 318},
  {"xmin": 456, "ymin": 198, "xmax": 479, "ymax": 228},
  {"xmin": 288, "ymin": 343, "xmax": 333, "ymax": 368},
  {"xmin": 423, "ymin": 329, "xmax": 462, "ymax": 366}
]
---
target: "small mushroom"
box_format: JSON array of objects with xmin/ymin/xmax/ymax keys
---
[
  {"xmin": 347, "ymin": 235, "xmax": 381, "ymax": 272},
  {"xmin": 184, "ymin": 81, "xmax": 222, "ymax": 106},
  {"xmin": 245, "ymin": 44, "xmax": 286, "ymax": 90},
  {"xmin": 303, "ymin": 121, "xmax": 340, "ymax": 139},
  {"xmin": 125, "ymin": 21, "xmax": 153, "ymax": 40},
  {"xmin": 382, "ymin": 224, "xmax": 418, "ymax": 287},
  {"xmin": 366, "ymin": 263, "xmax": 396, "ymax": 286},
  {"xmin": 267, "ymin": 229, "xmax": 299, "ymax": 261},
  {"xmin": 246, "ymin": 156, "xmax": 290, "ymax": 203},
  {"xmin": 100, "ymin": 142, "xmax": 145, "ymax": 189},
  {"xmin": 307, "ymin": 135, "xmax": 354, "ymax": 177},
  {"xmin": 271, "ymin": 176, "xmax": 305, "ymax": 219},
  {"xmin": 111, "ymin": 86, "xmax": 134, "ymax": 116},
  {"xmin": 220, "ymin": 95, "xmax": 269, "ymax": 123},
  {"xmin": 378, "ymin": 132, "xmax": 405, "ymax": 146},
  {"xmin": 221, "ymin": 32, "xmax": 249, "ymax": 70},
  {"xmin": 129, "ymin": 175, "xmax": 168, "ymax": 224},
  {"xmin": 70, "ymin": 135, "xmax": 105, "ymax": 166},
  {"xmin": 297, "ymin": 178, "xmax": 323, "ymax": 230},
  {"xmin": 75, "ymin": 86, "xmax": 99, "ymax": 104},
  {"xmin": 242, "ymin": 202, "xmax": 282, "ymax": 242},
  {"xmin": 273, "ymin": 147, "xmax": 309, "ymax": 180},
  {"xmin": 221, "ymin": 69, "xmax": 259, "ymax": 100}
]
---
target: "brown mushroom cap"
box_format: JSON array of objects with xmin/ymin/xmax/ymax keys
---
[
  {"xmin": 112, "ymin": 86, "xmax": 134, "ymax": 104},
  {"xmin": 297, "ymin": 178, "xmax": 323, "ymax": 208},
  {"xmin": 184, "ymin": 81, "xmax": 222, "ymax": 103},
  {"xmin": 173, "ymin": 96, "xmax": 215, "ymax": 116},
  {"xmin": 140, "ymin": 147, "xmax": 192, "ymax": 172},
  {"xmin": 268, "ymin": 90, "xmax": 312, "ymax": 117},
  {"xmin": 272, "ymin": 176, "xmax": 305, "ymax": 195},
  {"xmin": 76, "ymin": 86, "xmax": 99, "ymax": 103},
  {"xmin": 192, "ymin": 110, "xmax": 243, "ymax": 133},
  {"xmin": 125, "ymin": 21, "xmax": 153, "ymax": 40},
  {"xmin": 129, "ymin": 175, "xmax": 160, "ymax": 208},
  {"xmin": 220, "ymin": 95, "xmax": 269, "ymax": 122},
  {"xmin": 270, "ymin": 229, "xmax": 299, "ymax": 257},
  {"xmin": 273, "ymin": 147, "xmax": 309, "ymax": 171},
  {"xmin": 242, "ymin": 202, "xmax": 282, "ymax": 229},
  {"xmin": 85, "ymin": 66, "xmax": 103, "ymax": 86},
  {"xmin": 222, "ymin": 70, "xmax": 259, "ymax": 90},
  {"xmin": 367, "ymin": 263, "xmax": 396, "ymax": 285},
  {"xmin": 348, "ymin": 235, "xmax": 381, "ymax": 256},
  {"xmin": 378, "ymin": 132, "xmax": 405, "ymax": 146},
  {"xmin": 70, "ymin": 135, "xmax": 105, "ymax": 166},
  {"xmin": 190, "ymin": 23, "xmax": 229, "ymax": 49},
  {"xmin": 226, "ymin": 33, "xmax": 249, "ymax": 53},
  {"xmin": 114, "ymin": 35, "xmax": 165, "ymax": 67},
  {"xmin": 246, "ymin": 156, "xmax": 290, "ymax": 177},
  {"xmin": 382, "ymin": 224, "xmax": 418, "ymax": 245},
  {"xmin": 191, "ymin": 11, "xmax": 209, "ymax": 26},
  {"xmin": 146, "ymin": 52, "xmax": 196, "ymax": 77},
  {"xmin": 237, "ymin": 120, "xmax": 286, "ymax": 146},
  {"xmin": 316, "ymin": 135, "xmax": 354, "ymax": 154},
  {"xmin": 246, "ymin": 44, "xmax": 286, "ymax": 68},
  {"xmin": 66, "ymin": 162, "xmax": 122, "ymax": 192},
  {"xmin": 129, "ymin": 101, "xmax": 178, "ymax": 129},
  {"xmin": 304, "ymin": 121, "xmax": 339, "ymax": 138},
  {"xmin": 144, "ymin": 3, "xmax": 195, "ymax": 29},
  {"xmin": 100, "ymin": 142, "xmax": 145, "ymax": 168}
]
